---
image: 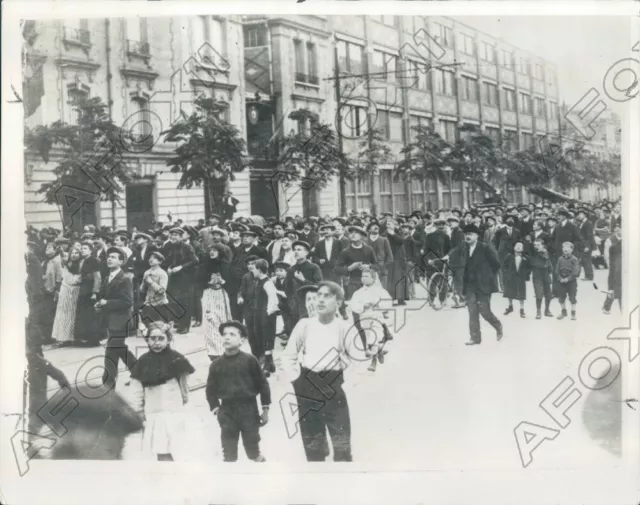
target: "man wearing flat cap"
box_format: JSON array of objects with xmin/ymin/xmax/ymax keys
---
[
  {"xmin": 311, "ymin": 223, "xmax": 343, "ymax": 283},
  {"xmin": 130, "ymin": 232, "xmax": 159, "ymax": 328},
  {"xmin": 576, "ymin": 208, "xmax": 596, "ymax": 281},
  {"xmin": 161, "ymin": 227, "xmax": 199, "ymax": 334},
  {"xmin": 552, "ymin": 208, "xmax": 582, "ymax": 265},
  {"xmin": 451, "ymin": 223, "xmax": 503, "ymax": 346},
  {"xmin": 336, "ymin": 225, "xmax": 378, "ymax": 300}
]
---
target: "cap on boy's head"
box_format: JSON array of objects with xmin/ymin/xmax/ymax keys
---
[
  {"xmin": 562, "ymin": 241, "xmax": 574, "ymax": 251},
  {"xmin": 273, "ymin": 261, "xmax": 290, "ymax": 271},
  {"xmin": 219, "ymin": 320, "xmax": 248, "ymax": 338}
]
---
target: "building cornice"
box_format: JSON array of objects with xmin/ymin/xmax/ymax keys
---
[
  {"xmin": 291, "ymin": 93, "xmax": 325, "ymax": 104},
  {"xmin": 120, "ymin": 67, "xmax": 160, "ymax": 91},
  {"xmin": 267, "ymin": 18, "xmax": 332, "ymax": 39},
  {"xmin": 55, "ymin": 57, "xmax": 101, "ymax": 82}
]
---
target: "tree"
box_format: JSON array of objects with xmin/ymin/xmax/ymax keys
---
[
  {"xmin": 25, "ymin": 95, "xmax": 136, "ymax": 231},
  {"xmin": 276, "ymin": 109, "xmax": 354, "ymax": 217},
  {"xmin": 161, "ymin": 95, "xmax": 247, "ymax": 218},
  {"xmin": 396, "ymin": 123, "xmax": 451, "ymax": 184},
  {"xmin": 354, "ymin": 127, "xmax": 392, "ymax": 215}
]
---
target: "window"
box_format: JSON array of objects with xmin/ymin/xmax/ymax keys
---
[
  {"xmin": 535, "ymin": 63, "xmax": 544, "ymax": 81},
  {"xmin": 486, "ymin": 126, "xmax": 500, "ymax": 144},
  {"xmin": 499, "ymin": 49, "xmax": 513, "ymax": 69},
  {"xmin": 548, "ymin": 101, "xmax": 558, "ymax": 120},
  {"xmin": 64, "ymin": 19, "xmax": 90, "ymax": 44},
  {"xmin": 519, "ymin": 57, "xmax": 530, "ymax": 76},
  {"xmin": 480, "ymin": 42, "xmax": 495, "ymax": 63},
  {"xmin": 380, "ymin": 111, "xmax": 403, "ymax": 141},
  {"xmin": 502, "ymin": 88, "xmax": 515, "ymax": 111},
  {"xmin": 131, "ymin": 97, "xmax": 153, "ymax": 144},
  {"xmin": 372, "ymin": 50, "xmax": 398, "ymax": 83},
  {"xmin": 67, "ymin": 87, "xmax": 89, "ymax": 125},
  {"xmin": 457, "ymin": 33, "xmax": 475, "ymax": 56},
  {"xmin": 409, "ymin": 115, "xmax": 433, "ymax": 141},
  {"xmin": 503, "ymin": 131, "xmax": 517, "ymax": 152},
  {"xmin": 519, "ymin": 92, "xmax": 531, "ymax": 114},
  {"xmin": 482, "ymin": 82, "xmax": 498, "ymax": 106},
  {"xmin": 440, "ymin": 120, "xmax": 458, "ymax": 143},
  {"xmin": 193, "ymin": 17, "xmax": 224, "ymax": 68},
  {"xmin": 294, "ymin": 40, "xmax": 318, "ymax": 85},
  {"xmin": 547, "ymin": 69, "xmax": 555, "ymax": 86},
  {"xmin": 344, "ymin": 105, "xmax": 366, "ymax": 138},
  {"xmin": 460, "ymin": 76, "xmax": 478, "ymax": 102},
  {"xmin": 536, "ymin": 97, "xmax": 546, "ymax": 117},
  {"xmin": 435, "ymin": 23, "xmax": 452, "ymax": 48},
  {"xmin": 125, "ymin": 18, "xmax": 149, "ymax": 55},
  {"xmin": 434, "ymin": 69, "xmax": 455, "ymax": 96},
  {"xmin": 244, "ymin": 25, "xmax": 267, "ymax": 48},
  {"xmin": 408, "ymin": 60, "xmax": 430, "ymax": 90},
  {"xmin": 337, "ymin": 40, "xmax": 364, "ymax": 75},
  {"xmin": 521, "ymin": 132, "xmax": 533, "ymax": 151}
]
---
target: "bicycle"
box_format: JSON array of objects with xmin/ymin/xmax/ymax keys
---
[{"xmin": 422, "ymin": 257, "xmax": 453, "ymax": 311}]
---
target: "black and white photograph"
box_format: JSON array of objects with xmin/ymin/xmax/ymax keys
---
[{"xmin": 2, "ymin": 4, "xmax": 639, "ymax": 505}]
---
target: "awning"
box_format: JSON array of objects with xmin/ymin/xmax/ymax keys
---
[{"xmin": 528, "ymin": 186, "xmax": 580, "ymax": 204}]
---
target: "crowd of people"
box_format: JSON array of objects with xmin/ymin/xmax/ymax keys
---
[{"xmin": 24, "ymin": 197, "xmax": 623, "ymax": 462}]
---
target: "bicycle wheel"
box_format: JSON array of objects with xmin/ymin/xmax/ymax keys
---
[{"xmin": 427, "ymin": 272, "xmax": 447, "ymax": 310}]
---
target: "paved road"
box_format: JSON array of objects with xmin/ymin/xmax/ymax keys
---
[{"xmin": 42, "ymin": 268, "xmax": 624, "ymax": 466}]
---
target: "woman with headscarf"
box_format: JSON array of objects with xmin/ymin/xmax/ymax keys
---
[{"xmin": 51, "ymin": 247, "xmax": 83, "ymax": 345}]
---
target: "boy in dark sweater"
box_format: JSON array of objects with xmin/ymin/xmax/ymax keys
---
[
  {"xmin": 530, "ymin": 238, "xmax": 554, "ymax": 319},
  {"xmin": 335, "ymin": 226, "xmax": 379, "ymax": 300},
  {"xmin": 555, "ymin": 241, "xmax": 580, "ymax": 320},
  {"xmin": 205, "ymin": 321, "xmax": 271, "ymax": 462}
]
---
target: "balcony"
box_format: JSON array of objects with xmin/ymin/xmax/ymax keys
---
[
  {"xmin": 126, "ymin": 39, "xmax": 151, "ymax": 64},
  {"xmin": 62, "ymin": 27, "xmax": 91, "ymax": 53},
  {"xmin": 295, "ymin": 72, "xmax": 319, "ymax": 86}
]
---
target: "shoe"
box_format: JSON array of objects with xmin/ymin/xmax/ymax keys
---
[
  {"xmin": 571, "ymin": 312, "xmax": 576, "ymax": 320},
  {"xmin": 265, "ymin": 354, "xmax": 276, "ymax": 373},
  {"xmin": 377, "ymin": 352, "xmax": 385, "ymax": 364},
  {"xmin": 536, "ymin": 311, "xmax": 541, "ymax": 320},
  {"xmin": 520, "ymin": 309, "xmax": 525, "ymax": 318},
  {"xmin": 496, "ymin": 328, "xmax": 504, "ymax": 342},
  {"xmin": 367, "ymin": 364, "xmax": 377, "ymax": 372},
  {"xmin": 252, "ymin": 454, "xmax": 266, "ymax": 462},
  {"xmin": 465, "ymin": 340, "xmax": 481, "ymax": 346},
  {"xmin": 504, "ymin": 306, "xmax": 514, "ymax": 315},
  {"xmin": 193, "ymin": 321, "xmax": 202, "ymax": 328},
  {"xmin": 557, "ymin": 310, "xmax": 567, "ymax": 320},
  {"xmin": 603, "ymin": 308, "xmax": 611, "ymax": 315},
  {"xmin": 177, "ymin": 328, "xmax": 189, "ymax": 335},
  {"xmin": 544, "ymin": 310, "xmax": 553, "ymax": 317}
]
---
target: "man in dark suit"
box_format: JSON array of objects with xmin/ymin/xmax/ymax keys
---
[
  {"xmin": 553, "ymin": 208, "xmax": 583, "ymax": 260},
  {"xmin": 492, "ymin": 216, "xmax": 521, "ymax": 291},
  {"xmin": 576, "ymin": 208, "xmax": 595, "ymax": 281},
  {"xmin": 311, "ymin": 224, "xmax": 343, "ymax": 283},
  {"xmin": 96, "ymin": 247, "xmax": 137, "ymax": 388},
  {"xmin": 458, "ymin": 224, "xmax": 503, "ymax": 345}
]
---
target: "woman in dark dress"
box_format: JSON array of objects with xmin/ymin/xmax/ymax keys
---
[
  {"xmin": 385, "ymin": 221, "xmax": 408, "ymax": 305},
  {"xmin": 74, "ymin": 241, "xmax": 102, "ymax": 346}
]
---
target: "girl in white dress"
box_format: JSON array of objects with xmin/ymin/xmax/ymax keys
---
[
  {"xmin": 128, "ymin": 322, "xmax": 195, "ymax": 461},
  {"xmin": 51, "ymin": 247, "xmax": 82, "ymax": 344},
  {"xmin": 202, "ymin": 272, "xmax": 232, "ymax": 361}
]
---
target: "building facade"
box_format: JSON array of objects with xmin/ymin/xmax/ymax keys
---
[{"xmin": 25, "ymin": 15, "xmax": 595, "ymax": 231}]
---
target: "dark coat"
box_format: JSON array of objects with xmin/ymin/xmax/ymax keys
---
[
  {"xmin": 424, "ymin": 230, "xmax": 450, "ymax": 260},
  {"xmin": 578, "ymin": 219, "xmax": 596, "ymax": 252},
  {"xmin": 493, "ymin": 226, "xmax": 521, "ymax": 261},
  {"xmin": 608, "ymin": 239, "xmax": 622, "ymax": 299},
  {"xmin": 552, "ymin": 221, "xmax": 582, "ymax": 256},
  {"xmin": 450, "ymin": 227, "xmax": 465, "ymax": 249},
  {"xmin": 501, "ymin": 253, "xmax": 531, "ymax": 301},
  {"xmin": 457, "ymin": 242, "xmax": 501, "ymax": 296},
  {"xmin": 311, "ymin": 238, "xmax": 344, "ymax": 282},
  {"xmin": 284, "ymin": 260, "xmax": 323, "ymax": 319},
  {"xmin": 98, "ymin": 270, "xmax": 134, "ymax": 337},
  {"xmin": 131, "ymin": 243, "xmax": 159, "ymax": 280}
]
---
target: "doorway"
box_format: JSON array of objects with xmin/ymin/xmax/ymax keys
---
[{"xmin": 126, "ymin": 180, "xmax": 155, "ymax": 231}]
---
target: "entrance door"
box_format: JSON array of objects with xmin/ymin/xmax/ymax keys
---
[
  {"xmin": 126, "ymin": 182, "xmax": 155, "ymax": 231},
  {"xmin": 250, "ymin": 174, "xmax": 279, "ymax": 219}
]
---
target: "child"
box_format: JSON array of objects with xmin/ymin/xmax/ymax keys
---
[
  {"xmin": 349, "ymin": 267, "xmax": 393, "ymax": 372},
  {"xmin": 273, "ymin": 261, "xmax": 293, "ymax": 346},
  {"xmin": 555, "ymin": 241, "xmax": 580, "ymax": 320},
  {"xmin": 530, "ymin": 238, "xmax": 554, "ymax": 319},
  {"xmin": 128, "ymin": 322, "xmax": 195, "ymax": 461},
  {"xmin": 202, "ymin": 272, "xmax": 232, "ymax": 362},
  {"xmin": 502, "ymin": 240, "xmax": 531, "ymax": 318},
  {"xmin": 139, "ymin": 251, "xmax": 171, "ymax": 328},
  {"xmin": 205, "ymin": 321, "xmax": 270, "ymax": 462}
]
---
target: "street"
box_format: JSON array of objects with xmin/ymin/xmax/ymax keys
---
[{"xmin": 42, "ymin": 268, "xmax": 623, "ymax": 467}]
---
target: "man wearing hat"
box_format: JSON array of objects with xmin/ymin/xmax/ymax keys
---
[
  {"xmin": 228, "ymin": 230, "xmax": 267, "ymax": 321},
  {"xmin": 161, "ymin": 227, "xmax": 199, "ymax": 334},
  {"xmin": 96, "ymin": 247, "xmax": 138, "ymax": 387},
  {"xmin": 518, "ymin": 207, "xmax": 534, "ymax": 237},
  {"xmin": 266, "ymin": 221, "xmax": 287, "ymax": 265},
  {"xmin": 457, "ymin": 223, "xmax": 503, "ymax": 345},
  {"xmin": 552, "ymin": 208, "xmax": 582, "ymax": 265},
  {"xmin": 366, "ymin": 222, "xmax": 393, "ymax": 290},
  {"xmin": 447, "ymin": 216, "xmax": 465, "ymax": 249},
  {"xmin": 284, "ymin": 240, "xmax": 323, "ymax": 328},
  {"xmin": 300, "ymin": 220, "xmax": 319, "ymax": 249},
  {"xmin": 332, "ymin": 218, "xmax": 351, "ymax": 249},
  {"xmin": 335, "ymin": 225, "xmax": 378, "ymax": 300},
  {"xmin": 130, "ymin": 232, "xmax": 159, "ymax": 330},
  {"xmin": 576, "ymin": 208, "xmax": 596, "ymax": 281},
  {"xmin": 311, "ymin": 224, "xmax": 343, "ymax": 283},
  {"xmin": 113, "ymin": 230, "xmax": 133, "ymax": 262}
]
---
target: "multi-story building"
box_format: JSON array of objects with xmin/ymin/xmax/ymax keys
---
[
  {"xmin": 23, "ymin": 16, "xmax": 249, "ymax": 231},
  {"xmin": 23, "ymin": 15, "xmax": 573, "ymax": 230}
]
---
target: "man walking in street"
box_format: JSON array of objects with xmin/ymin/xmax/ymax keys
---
[
  {"xmin": 97, "ymin": 247, "xmax": 137, "ymax": 388},
  {"xmin": 459, "ymin": 224, "xmax": 503, "ymax": 346}
]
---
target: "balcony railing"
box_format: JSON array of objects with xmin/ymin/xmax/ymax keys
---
[
  {"xmin": 127, "ymin": 40, "xmax": 150, "ymax": 57},
  {"xmin": 63, "ymin": 27, "xmax": 91, "ymax": 46},
  {"xmin": 295, "ymin": 72, "xmax": 319, "ymax": 86}
]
